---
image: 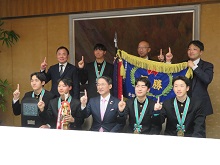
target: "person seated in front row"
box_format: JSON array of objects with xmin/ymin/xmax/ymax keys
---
[
  {"xmin": 160, "ymin": 75, "xmax": 206, "ymax": 137},
  {"xmin": 80, "ymin": 76, "xmax": 125, "ymax": 132},
  {"xmin": 38, "ymin": 78, "xmax": 84, "ymax": 130},
  {"xmin": 12, "ymin": 72, "xmax": 55, "ymax": 128},
  {"xmin": 118, "ymin": 77, "xmax": 162, "ymax": 134}
]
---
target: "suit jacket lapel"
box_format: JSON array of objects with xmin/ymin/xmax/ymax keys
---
[
  {"xmin": 192, "ymin": 60, "xmax": 203, "ymax": 90},
  {"xmin": 94, "ymin": 97, "xmax": 102, "ymax": 120}
]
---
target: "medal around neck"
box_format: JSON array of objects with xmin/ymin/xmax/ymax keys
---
[
  {"xmin": 133, "ymin": 98, "xmax": 148, "ymax": 134},
  {"xmin": 177, "ymin": 129, "xmax": 184, "ymax": 136},
  {"xmin": 134, "ymin": 129, "xmax": 139, "ymax": 134},
  {"xmin": 174, "ymin": 96, "xmax": 190, "ymax": 137}
]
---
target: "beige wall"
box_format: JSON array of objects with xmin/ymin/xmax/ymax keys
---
[
  {"xmin": 200, "ymin": 3, "xmax": 220, "ymax": 138},
  {"xmin": 0, "ymin": 15, "xmax": 69, "ymax": 126},
  {"xmin": 0, "ymin": 3, "xmax": 220, "ymax": 138}
]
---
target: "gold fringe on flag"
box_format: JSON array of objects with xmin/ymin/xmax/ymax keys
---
[{"xmin": 117, "ymin": 49, "xmax": 193, "ymax": 78}]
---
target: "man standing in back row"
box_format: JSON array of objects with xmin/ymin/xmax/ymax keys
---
[
  {"xmin": 137, "ymin": 40, "xmax": 173, "ymax": 63},
  {"xmin": 40, "ymin": 46, "xmax": 80, "ymax": 99},
  {"xmin": 187, "ymin": 40, "xmax": 214, "ymax": 116},
  {"xmin": 78, "ymin": 43, "xmax": 114, "ymax": 99}
]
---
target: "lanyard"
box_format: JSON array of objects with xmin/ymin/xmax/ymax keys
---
[
  {"xmin": 58, "ymin": 95, "xmax": 72, "ymax": 109},
  {"xmin": 134, "ymin": 98, "xmax": 148, "ymax": 133},
  {"xmin": 32, "ymin": 88, "xmax": 45, "ymax": 99},
  {"xmin": 174, "ymin": 96, "xmax": 190, "ymax": 131},
  {"xmin": 94, "ymin": 61, "xmax": 106, "ymax": 79}
]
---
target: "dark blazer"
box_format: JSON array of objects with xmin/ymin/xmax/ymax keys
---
[
  {"xmin": 78, "ymin": 61, "xmax": 114, "ymax": 99},
  {"xmin": 82, "ymin": 95, "xmax": 125, "ymax": 132},
  {"xmin": 12, "ymin": 90, "xmax": 55, "ymax": 127},
  {"xmin": 47, "ymin": 97, "xmax": 84, "ymax": 130},
  {"xmin": 43, "ymin": 63, "xmax": 80, "ymax": 99},
  {"xmin": 161, "ymin": 97, "xmax": 206, "ymax": 138},
  {"xmin": 119, "ymin": 98, "xmax": 162, "ymax": 135},
  {"xmin": 188, "ymin": 59, "xmax": 214, "ymax": 116}
]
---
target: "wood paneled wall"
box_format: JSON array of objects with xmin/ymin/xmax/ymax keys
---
[{"xmin": 0, "ymin": 0, "xmax": 218, "ymax": 18}]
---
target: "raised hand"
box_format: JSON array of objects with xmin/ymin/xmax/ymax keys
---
[
  {"xmin": 158, "ymin": 49, "xmax": 165, "ymax": 62},
  {"xmin": 38, "ymin": 96, "xmax": 45, "ymax": 112},
  {"xmin": 80, "ymin": 89, "xmax": 88, "ymax": 107},
  {"xmin": 13, "ymin": 84, "xmax": 20, "ymax": 100},
  {"xmin": 78, "ymin": 56, "xmax": 84, "ymax": 69},
  {"xmin": 165, "ymin": 47, "xmax": 173, "ymax": 63},
  {"xmin": 118, "ymin": 95, "xmax": 126, "ymax": 112},
  {"xmin": 40, "ymin": 57, "xmax": 47, "ymax": 70},
  {"xmin": 154, "ymin": 97, "xmax": 162, "ymax": 111}
]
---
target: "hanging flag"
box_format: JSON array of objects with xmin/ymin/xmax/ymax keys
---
[{"xmin": 114, "ymin": 49, "xmax": 193, "ymax": 102}]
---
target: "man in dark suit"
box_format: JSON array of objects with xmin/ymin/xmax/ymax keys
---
[
  {"xmin": 40, "ymin": 46, "xmax": 80, "ymax": 99},
  {"xmin": 80, "ymin": 76, "xmax": 125, "ymax": 132},
  {"xmin": 187, "ymin": 40, "xmax": 214, "ymax": 116},
  {"xmin": 78, "ymin": 43, "xmax": 114, "ymax": 99},
  {"xmin": 118, "ymin": 77, "xmax": 162, "ymax": 134},
  {"xmin": 12, "ymin": 72, "xmax": 55, "ymax": 128},
  {"xmin": 38, "ymin": 78, "xmax": 84, "ymax": 130},
  {"xmin": 161, "ymin": 76, "xmax": 206, "ymax": 138}
]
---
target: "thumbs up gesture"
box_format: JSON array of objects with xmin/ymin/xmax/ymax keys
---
[
  {"xmin": 13, "ymin": 84, "xmax": 20, "ymax": 100},
  {"xmin": 154, "ymin": 97, "xmax": 162, "ymax": 111},
  {"xmin": 165, "ymin": 47, "xmax": 173, "ymax": 63},
  {"xmin": 80, "ymin": 89, "xmax": 88, "ymax": 107},
  {"xmin": 78, "ymin": 56, "xmax": 85, "ymax": 69},
  {"xmin": 40, "ymin": 57, "xmax": 47, "ymax": 70},
  {"xmin": 118, "ymin": 95, "xmax": 126, "ymax": 112}
]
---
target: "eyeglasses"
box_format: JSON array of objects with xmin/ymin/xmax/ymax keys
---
[{"xmin": 96, "ymin": 83, "xmax": 108, "ymax": 87}]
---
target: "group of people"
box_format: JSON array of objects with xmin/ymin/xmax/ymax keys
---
[{"xmin": 11, "ymin": 39, "xmax": 213, "ymax": 138}]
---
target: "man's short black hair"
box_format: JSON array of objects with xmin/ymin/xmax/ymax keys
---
[
  {"xmin": 97, "ymin": 76, "xmax": 112, "ymax": 85},
  {"xmin": 56, "ymin": 46, "xmax": 69, "ymax": 55},
  {"xmin": 94, "ymin": 43, "xmax": 107, "ymax": 51},
  {"xmin": 57, "ymin": 78, "xmax": 73, "ymax": 87},
  {"xmin": 30, "ymin": 72, "xmax": 46, "ymax": 82},
  {"xmin": 188, "ymin": 40, "xmax": 204, "ymax": 51},
  {"xmin": 172, "ymin": 76, "xmax": 190, "ymax": 87},
  {"xmin": 135, "ymin": 77, "xmax": 151, "ymax": 88}
]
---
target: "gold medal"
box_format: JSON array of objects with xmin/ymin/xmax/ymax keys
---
[
  {"xmin": 134, "ymin": 129, "xmax": 139, "ymax": 134},
  {"xmin": 177, "ymin": 130, "xmax": 184, "ymax": 136}
]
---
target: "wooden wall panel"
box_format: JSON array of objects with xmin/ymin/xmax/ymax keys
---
[
  {"xmin": 200, "ymin": 3, "xmax": 220, "ymax": 139},
  {"xmin": 0, "ymin": 15, "xmax": 69, "ymax": 127},
  {"xmin": 1, "ymin": 1, "xmax": 220, "ymax": 139},
  {"xmin": 0, "ymin": 0, "xmax": 218, "ymax": 18}
]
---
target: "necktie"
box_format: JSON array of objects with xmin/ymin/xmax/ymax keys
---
[
  {"xmin": 100, "ymin": 99, "xmax": 106, "ymax": 121},
  {"xmin": 99, "ymin": 99, "xmax": 106, "ymax": 132},
  {"xmin": 60, "ymin": 65, "xmax": 64, "ymax": 76}
]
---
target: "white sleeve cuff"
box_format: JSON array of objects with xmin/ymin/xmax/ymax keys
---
[{"xmin": 13, "ymin": 99, "xmax": 19, "ymax": 104}]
